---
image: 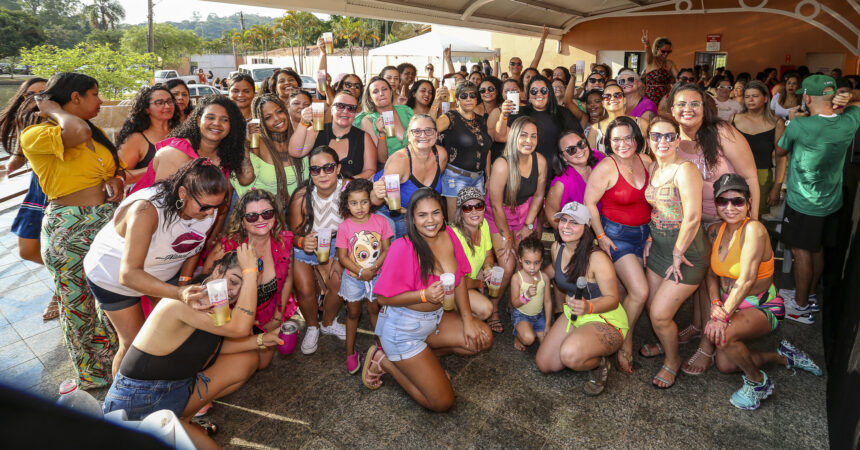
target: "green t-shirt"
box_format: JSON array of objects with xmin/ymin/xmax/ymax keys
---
[
  {"xmin": 231, "ymin": 152, "xmax": 308, "ymax": 201},
  {"xmin": 778, "ymin": 105, "xmax": 860, "ymax": 216},
  {"xmin": 451, "ymin": 220, "xmax": 493, "ymax": 279},
  {"xmin": 353, "ymin": 104, "xmax": 414, "ymax": 156}
]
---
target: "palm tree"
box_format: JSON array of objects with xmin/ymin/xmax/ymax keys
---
[
  {"xmin": 351, "ymin": 19, "xmax": 380, "ymax": 81},
  {"xmin": 84, "ymin": 0, "xmax": 126, "ymax": 31},
  {"xmin": 277, "ymin": 10, "xmax": 321, "ymax": 73},
  {"xmin": 332, "ymin": 17, "xmax": 359, "ymax": 74}
]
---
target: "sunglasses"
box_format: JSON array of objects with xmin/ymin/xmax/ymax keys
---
[
  {"xmin": 461, "ymin": 202, "xmax": 485, "ymax": 213},
  {"xmin": 478, "ymin": 86, "xmax": 496, "ymax": 94},
  {"xmin": 649, "ymin": 132, "xmax": 677, "ymax": 142},
  {"xmin": 244, "ymin": 209, "xmax": 275, "ymax": 223},
  {"xmin": 715, "ymin": 196, "xmax": 746, "ymax": 207},
  {"xmin": 458, "ymin": 92, "xmax": 478, "ymax": 100},
  {"xmin": 510, "ymin": 61, "xmax": 523, "ymax": 66},
  {"xmin": 617, "ymin": 76, "xmax": 636, "ymax": 86},
  {"xmin": 591, "ymin": 69, "xmax": 607, "ymax": 76},
  {"xmin": 309, "ymin": 162, "xmax": 337, "ymax": 176},
  {"xmin": 678, "ymin": 76, "xmax": 694, "ymax": 83},
  {"xmin": 529, "ymin": 87, "xmax": 549, "ymax": 95},
  {"xmin": 602, "ymin": 92, "xmax": 623, "ymax": 101},
  {"xmin": 189, "ymin": 191, "xmax": 221, "ymax": 212},
  {"xmin": 410, "ymin": 128, "xmax": 436, "ymax": 137},
  {"xmin": 717, "ymin": 85, "xmax": 733, "ymax": 90},
  {"xmin": 659, "ymin": 50, "xmax": 672, "ymax": 55},
  {"xmin": 333, "ymin": 102, "xmax": 358, "ymax": 113},
  {"xmin": 342, "ymin": 81, "xmax": 362, "ymax": 90},
  {"xmin": 587, "ymin": 77, "xmax": 605, "ymax": 84},
  {"xmin": 562, "ymin": 140, "xmax": 589, "ymax": 155}
]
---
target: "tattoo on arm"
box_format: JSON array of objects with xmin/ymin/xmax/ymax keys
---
[{"xmin": 237, "ymin": 306, "xmax": 254, "ymax": 316}]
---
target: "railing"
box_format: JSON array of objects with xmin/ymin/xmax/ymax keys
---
[{"xmin": 0, "ymin": 155, "xmax": 32, "ymax": 204}]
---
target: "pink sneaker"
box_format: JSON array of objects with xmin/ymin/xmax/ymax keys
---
[{"xmin": 347, "ymin": 351, "xmax": 360, "ymax": 374}]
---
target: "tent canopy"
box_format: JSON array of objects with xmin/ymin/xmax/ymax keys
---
[{"xmin": 368, "ymin": 31, "xmax": 495, "ymax": 59}]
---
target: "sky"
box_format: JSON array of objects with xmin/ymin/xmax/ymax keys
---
[{"xmin": 118, "ymin": 0, "xmax": 327, "ymax": 25}]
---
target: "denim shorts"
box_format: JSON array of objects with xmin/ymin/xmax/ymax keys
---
[
  {"xmin": 511, "ymin": 308, "xmax": 546, "ymax": 336},
  {"xmin": 86, "ymin": 277, "xmax": 141, "ymax": 312},
  {"xmin": 293, "ymin": 244, "xmax": 336, "ymax": 266},
  {"xmin": 439, "ymin": 167, "xmax": 484, "ymax": 197},
  {"xmin": 601, "ymin": 216, "xmax": 650, "ymax": 263},
  {"xmin": 378, "ymin": 205, "xmax": 407, "ymax": 240},
  {"xmin": 375, "ymin": 305, "xmax": 443, "ymax": 361},
  {"xmin": 339, "ymin": 272, "xmax": 379, "ymax": 302},
  {"xmin": 11, "ymin": 173, "xmax": 47, "ymax": 240},
  {"xmin": 102, "ymin": 371, "xmax": 203, "ymax": 421}
]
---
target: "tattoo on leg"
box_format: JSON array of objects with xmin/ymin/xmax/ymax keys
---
[{"xmin": 597, "ymin": 324, "xmax": 622, "ymax": 350}]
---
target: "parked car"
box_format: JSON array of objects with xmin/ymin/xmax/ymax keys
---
[
  {"xmin": 154, "ymin": 70, "xmax": 198, "ymax": 85},
  {"xmin": 300, "ymin": 75, "xmax": 318, "ymax": 96},
  {"xmin": 237, "ymin": 64, "xmax": 278, "ymax": 90},
  {"xmin": 187, "ymin": 84, "xmax": 226, "ymax": 97}
]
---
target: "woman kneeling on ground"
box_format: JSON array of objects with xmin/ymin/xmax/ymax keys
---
[
  {"xmin": 362, "ymin": 188, "xmax": 492, "ymax": 412},
  {"xmin": 536, "ymin": 202, "xmax": 627, "ymax": 396},
  {"xmin": 103, "ymin": 245, "xmax": 282, "ymax": 448},
  {"xmin": 685, "ymin": 174, "xmax": 821, "ymax": 410},
  {"xmin": 448, "ymin": 187, "xmax": 495, "ymax": 321}
]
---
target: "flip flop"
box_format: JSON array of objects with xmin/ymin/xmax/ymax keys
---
[
  {"xmin": 487, "ymin": 312, "xmax": 503, "ymax": 334},
  {"xmin": 191, "ymin": 416, "xmax": 218, "ymax": 436},
  {"xmin": 681, "ymin": 348, "xmax": 715, "ymax": 376},
  {"xmin": 361, "ymin": 345, "xmax": 386, "ymax": 390},
  {"xmin": 639, "ymin": 343, "xmax": 664, "ymax": 358},
  {"xmin": 617, "ymin": 349, "xmax": 634, "ymax": 374},
  {"xmin": 652, "ymin": 364, "xmax": 677, "ymax": 389}
]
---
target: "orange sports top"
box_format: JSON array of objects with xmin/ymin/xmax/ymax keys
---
[{"xmin": 710, "ymin": 218, "xmax": 774, "ymax": 280}]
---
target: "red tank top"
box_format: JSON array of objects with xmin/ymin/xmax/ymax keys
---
[{"xmin": 601, "ymin": 155, "xmax": 651, "ymax": 226}]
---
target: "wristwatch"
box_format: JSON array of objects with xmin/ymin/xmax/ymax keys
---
[
  {"xmin": 526, "ymin": 223, "xmax": 534, "ymax": 230},
  {"xmin": 784, "ymin": 119, "xmax": 790, "ymax": 127}
]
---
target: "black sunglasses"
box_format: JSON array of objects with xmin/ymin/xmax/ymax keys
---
[
  {"xmin": 678, "ymin": 76, "xmax": 694, "ymax": 83},
  {"xmin": 562, "ymin": 140, "xmax": 589, "ymax": 155},
  {"xmin": 587, "ymin": 77, "xmax": 605, "ymax": 84},
  {"xmin": 189, "ymin": 191, "xmax": 221, "ymax": 212},
  {"xmin": 458, "ymin": 92, "xmax": 478, "ymax": 100},
  {"xmin": 342, "ymin": 81, "xmax": 362, "ymax": 90},
  {"xmin": 244, "ymin": 209, "xmax": 275, "ymax": 223},
  {"xmin": 649, "ymin": 132, "xmax": 677, "ymax": 142},
  {"xmin": 478, "ymin": 86, "xmax": 496, "ymax": 94},
  {"xmin": 715, "ymin": 196, "xmax": 747, "ymax": 207},
  {"xmin": 529, "ymin": 87, "xmax": 549, "ymax": 95},
  {"xmin": 602, "ymin": 92, "xmax": 623, "ymax": 101},
  {"xmin": 461, "ymin": 202, "xmax": 485, "ymax": 213},
  {"xmin": 618, "ymin": 76, "xmax": 636, "ymax": 86},
  {"xmin": 333, "ymin": 102, "xmax": 358, "ymax": 113},
  {"xmin": 309, "ymin": 162, "xmax": 337, "ymax": 176},
  {"xmin": 509, "ymin": 61, "xmax": 523, "ymax": 66}
]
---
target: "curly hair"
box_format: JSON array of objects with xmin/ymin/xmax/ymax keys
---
[
  {"xmin": 479, "ymin": 76, "xmax": 503, "ymax": 106},
  {"xmin": 270, "ymin": 69, "xmax": 301, "ymax": 98},
  {"xmin": 222, "ymin": 188, "xmax": 288, "ymax": 245},
  {"xmin": 151, "ymin": 157, "xmax": 228, "ymax": 229},
  {"xmin": 0, "ymin": 77, "xmax": 47, "ymax": 153},
  {"xmin": 251, "ymin": 94, "xmax": 303, "ymax": 208},
  {"xmin": 116, "ymin": 84, "xmax": 180, "ymax": 147},
  {"xmin": 337, "ymin": 178, "xmax": 375, "ymax": 219},
  {"xmin": 167, "ymin": 95, "xmax": 247, "ymax": 172}
]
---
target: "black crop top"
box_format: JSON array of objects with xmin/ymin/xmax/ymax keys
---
[
  {"xmin": 554, "ymin": 243, "xmax": 602, "ymax": 298},
  {"xmin": 314, "ymin": 123, "xmax": 366, "ymax": 178},
  {"xmin": 121, "ymin": 328, "xmax": 223, "ymax": 381},
  {"xmin": 439, "ymin": 110, "xmax": 492, "ymax": 173},
  {"xmin": 134, "ymin": 133, "xmax": 157, "ymax": 170},
  {"xmin": 515, "ymin": 151, "xmax": 538, "ymax": 205}
]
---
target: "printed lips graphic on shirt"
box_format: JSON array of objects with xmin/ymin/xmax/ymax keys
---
[{"xmin": 172, "ymin": 232, "xmax": 206, "ymax": 254}]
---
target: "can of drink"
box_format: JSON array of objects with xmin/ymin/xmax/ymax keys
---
[
  {"xmin": 440, "ymin": 273, "xmax": 455, "ymax": 311},
  {"xmin": 278, "ymin": 320, "xmax": 299, "ymax": 355},
  {"xmin": 506, "ymin": 91, "xmax": 520, "ymax": 114},
  {"xmin": 316, "ymin": 228, "xmax": 331, "ymax": 263},
  {"xmin": 384, "ymin": 174, "xmax": 401, "ymax": 211},
  {"xmin": 248, "ymin": 118, "xmax": 260, "ymax": 149},
  {"xmin": 206, "ymin": 279, "xmax": 231, "ymax": 326},
  {"xmin": 312, "ymin": 102, "xmax": 325, "ymax": 131},
  {"xmin": 381, "ymin": 110, "xmax": 395, "ymax": 138}
]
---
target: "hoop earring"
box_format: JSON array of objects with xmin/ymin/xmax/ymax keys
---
[{"xmin": 175, "ymin": 198, "xmax": 184, "ymax": 209}]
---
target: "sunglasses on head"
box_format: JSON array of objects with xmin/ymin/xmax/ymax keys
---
[
  {"xmin": 478, "ymin": 86, "xmax": 496, "ymax": 94},
  {"xmin": 717, "ymin": 85, "xmax": 733, "ymax": 90},
  {"xmin": 333, "ymin": 102, "xmax": 358, "ymax": 113},
  {"xmin": 649, "ymin": 132, "xmax": 677, "ymax": 142},
  {"xmin": 189, "ymin": 191, "xmax": 221, "ymax": 212},
  {"xmin": 458, "ymin": 92, "xmax": 478, "ymax": 100},
  {"xmin": 618, "ymin": 76, "xmax": 636, "ymax": 86},
  {"xmin": 529, "ymin": 87, "xmax": 549, "ymax": 95},
  {"xmin": 309, "ymin": 162, "xmax": 337, "ymax": 176},
  {"xmin": 244, "ymin": 209, "xmax": 275, "ymax": 223},
  {"xmin": 461, "ymin": 201, "xmax": 485, "ymax": 213},
  {"xmin": 715, "ymin": 196, "xmax": 746, "ymax": 207},
  {"xmin": 602, "ymin": 92, "xmax": 623, "ymax": 101},
  {"xmin": 562, "ymin": 140, "xmax": 589, "ymax": 155},
  {"xmin": 588, "ymin": 77, "xmax": 605, "ymax": 84}
]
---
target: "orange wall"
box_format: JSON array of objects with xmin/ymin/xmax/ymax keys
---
[{"xmin": 563, "ymin": 12, "xmax": 858, "ymax": 76}]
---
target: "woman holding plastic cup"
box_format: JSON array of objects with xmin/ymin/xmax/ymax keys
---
[
  {"xmin": 204, "ymin": 189, "xmax": 295, "ymax": 369},
  {"xmin": 287, "ymin": 90, "xmax": 313, "ymax": 131},
  {"xmin": 289, "ymin": 146, "xmax": 348, "ymax": 354},
  {"xmin": 356, "ymin": 77, "xmax": 414, "ymax": 165},
  {"xmin": 103, "ymin": 244, "xmax": 282, "ymax": 447},
  {"xmin": 448, "ymin": 187, "xmax": 495, "ymax": 321},
  {"xmin": 363, "ymin": 188, "xmax": 492, "ymax": 411},
  {"xmin": 370, "ymin": 114, "xmax": 448, "ymax": 239}
]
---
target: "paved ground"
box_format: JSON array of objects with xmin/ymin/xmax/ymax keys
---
[{"xmin": 0, "ymin": 203, "xmax": 829, "ymax": 449}]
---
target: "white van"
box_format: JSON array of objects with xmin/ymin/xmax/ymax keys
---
[{"xmin": 237, "ymin": 64, "xmax": 279, "ymax": 89}]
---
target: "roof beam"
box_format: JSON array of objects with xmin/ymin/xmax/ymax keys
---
[
  {"xmin": 506, "ymin": 0, "xmax": 586, "ymax": 18},
  {"xmin": 462, "ymin": 0, "xmax": 495, "ymax": 20},
  {"xmin": 626, "ymin": 0, "xmax": 648, "ymax": 5}
]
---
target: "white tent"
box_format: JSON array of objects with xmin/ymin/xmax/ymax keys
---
[{"xmin": 369, "ymin": 30, "xmax": 495, "ymax": 59}]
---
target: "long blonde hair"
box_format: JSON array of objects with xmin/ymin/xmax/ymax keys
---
[{"xmin": 502, "ymin": 116, "xmax": 536, "ymax": 206}]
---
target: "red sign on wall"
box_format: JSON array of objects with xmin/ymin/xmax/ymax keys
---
[{"xmin": 706, "ymin": 34, "xmax": 721, "ymax": 51}]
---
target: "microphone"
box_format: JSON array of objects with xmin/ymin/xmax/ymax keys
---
[{"xmin": 574, "ymin": 276, "xmax": 588, "ymax": 301}]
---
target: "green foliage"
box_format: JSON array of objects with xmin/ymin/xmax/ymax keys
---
[
  {"xmin": 84, "ymin": 0, "xmax": 124, "ymax": 31},
  {"xmin": 121, "ymin": 23, "xmax": 201, "ymax": 69},
  {"xmin": 0, "ymin": 7, "xmax": 43, "ymax": 58},
  {"xmin": 21, "ymin": 0, "xmax": 90, "ymax": 48},
  {"xmin": 20, "ymin": 42, "xmax": 156, "ymax": 99},
  {"xmin": 157, "ymin": 12, "xmax": 275, "ymax": 40},
  {"xmin": 85, "ymin": 28, "xmax": 122, "ymax": 50}
]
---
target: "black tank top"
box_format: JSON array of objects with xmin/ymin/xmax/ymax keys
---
[
  {"xmin": 732, "ymin": 117, "xmax": 775, "ymax": 170},
  {"xmin": 134, "ymin": 133, "xmax": 157, "ymax": 170},
  {"xmin": 439, "ymin": 110, "xmax": 492, "ymax": 172},
  {"xmin": 121, "ymin": 328, "xmax": 223, "ymax": 380},
  {"xmin": 313, "ymin": 123, "xmax": 366, "ymax": 178},
  {"xmin": 515, "ymin": 151, "xmax": 538, "ymax": 205},
  {"xmin": 407, "ymin": 147, "xmax": 441, "ymax": 191},
  {"xmin": 554, "ymin": 243, "xmax": 602, "ymax": 298}
]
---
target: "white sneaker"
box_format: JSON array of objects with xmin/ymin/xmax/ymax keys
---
[
  {"xmin": 778, "ymin": 288, "xmax": 795, "ymax": 300},
  {"xmin": 301, "ymin": 326, "xmax": 320, "ymax": 354},
  {"xmin": 321, "ymin": 320, "xmax": 347, "ymax": 340},
  {"xmin": 784, "ymin": 297, "xmax": 814, "ymax": 325}
]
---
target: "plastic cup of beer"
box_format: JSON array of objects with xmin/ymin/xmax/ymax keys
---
[
  {"xmin": 316, "ymin": 228, "xmax": 332, "ymax": 263},
  {"xmin": 381, "ymin": 110, "xmax": 396, "ymax": 138},
  {"xmin": 384, "ymin": 174, "xmax": 401, "ymax": 211},
  {"xmin": 506, "ymin": 91, "xmax": 520, "ymax": 114},
  {"xmin": 440, "ymin": 101, "xmax": 450, "ymax": 114},
  {"xmin": 487, "ymin": 266, "xmax": 504, "ymax": 298},
  {"xmin": 206, "ymin": 278, "xmax": 231, "ymax": 326},
  {"xmin": 440, "ymin": 273, "xmax": 456, "ymax": 311},
  {"xmin": 248, "ymin": 118, "xmax": 260, "ymax": 149},
  {"xmin": 444, "ymin": 78, "xmax": 456, "ymax": 102},
  {"xmin": 323, "ymin": 32, "xmax": 333, "ymax": 53},
  {"xmin": 311, "ymin": 102, "xmax": 325, "ymax": 131}
]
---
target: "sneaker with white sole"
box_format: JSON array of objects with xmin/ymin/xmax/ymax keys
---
[
  {"xmin": 730, "ymin": 371, "xmax": 774, "ymax": 410},
  {"xmin": 784, "ymin": 297, "xmax": 814, "ymax": 324},
  {"xmin": 777, "ymin": 340, "xmax": 822, "ymax": 376},
  {"xmin": 779, "ymin": 289, "xmax": 820, "ymax": 313},
  {"xmin": 320, "ymin": 320, "xmax": 347, "ymax": 340},
  {"xmin": 807, "ymin": 294, "xmax": 820, "ymax": 312},
  {"xmin": 301, "ymin": 326, "xmax": 320, "ymax": 354}
]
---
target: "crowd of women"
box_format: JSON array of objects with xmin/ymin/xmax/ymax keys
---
[{"xmin": 3, "ymin": 29, "xmax": 853, "ymax": 448}]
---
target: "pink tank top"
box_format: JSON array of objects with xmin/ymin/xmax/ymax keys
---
[
  {"xmin": 677, "ymin": 142, "xmax": 735, "ymax": 220},
  {"xmin": 129, "ymin": 137, "xmax": 229, "ymax": 194}
]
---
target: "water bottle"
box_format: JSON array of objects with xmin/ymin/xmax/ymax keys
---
[{"xmin": 57, "ymin": 379, "xmax": 103, "ymax": 418}]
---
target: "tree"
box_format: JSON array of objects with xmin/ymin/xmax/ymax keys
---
[
  {"xmin": 276, "ymin": 11, "xmax": 321, "ymax": 73},
  {"xmin": 85, "ymin": 28, "xmax": 122, "ymax": 50},
  {"xmin": 121, "ymin": 23, "xmax": 201, "ymax": 70},
  {"xmin": 0, "ymin": 7, "xmax": 44, "ymax": 58},
  {"xmin": 84, "ymin": 0, "xmax": 124, "ymax": 31},
  {"xmin": 20, "ymin": 42, "xmax": 157, "ymax": 99},
  {"xmin": 20, "ymin": 0, "xmax": 89, "ymax": 48},
  {"xmin": 332, "ymin": 17, "xmax": 378, "ymax": 76},
  {"xmin": 352, "ymin": 19, "xmax": 380, "ymax": 80},
  {"xmin": 245, "ymin": 23, "xmax": 275, "ymax": 60}
]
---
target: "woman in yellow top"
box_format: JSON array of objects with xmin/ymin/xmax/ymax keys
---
[{"xmin": 20, "ymin": 73, "xmax": 129, "ymax": 389}]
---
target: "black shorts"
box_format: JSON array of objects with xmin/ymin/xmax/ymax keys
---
[
  {"xmin": 781, "ymin": 204, "xmax": 838, "ymax": 252},
  {"xmin": 86, "ymin": 277, "xmax": 142, "ymax": 312}
]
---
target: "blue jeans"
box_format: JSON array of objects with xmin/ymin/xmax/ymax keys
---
[
  {"xmin": 339, "ymin": 272, "xmax": 379, "ymax": 302},
  {"xmin": 378, "ymin": 205, "xmax": 407, "ymax": 240},
  {"xmin": 293, "ymin": 244, "xmax": 336, "ymax": 266},
  {"xmin": 439, "ymin": 167, "xmax": 484, "ymax": 197},
  {"xmin": 511, "ymin": 309, "xmax": 546, "ymax": 336},
  {"xmin": 375, "ymin": 305, "xmax": 443, "ymax": 361},
  {"xmin": 601, "ymin": 216, "xmax": 650, "ymax": 262},
  {"xmin": 102, "ymin": 371, "xmax": 207, "ymax": 420}
]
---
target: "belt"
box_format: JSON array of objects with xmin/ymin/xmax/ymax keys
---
[{"xmin": 447, "ymin": 165, "xmax": 483, "ymax": 180}]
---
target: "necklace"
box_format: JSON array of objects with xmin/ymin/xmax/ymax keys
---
[
  {"xmin": 331, "ymin": 127, "xmax": 350, "ymax": 142},
  {"xmin": 271, "ymin": 132, "xmax": 287, "ymax": 143},
  {"xmin": 613, "ymin": 155, "xmax": 635, "ymax": 174}
]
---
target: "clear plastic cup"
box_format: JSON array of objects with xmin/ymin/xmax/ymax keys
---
[
  {"xmin": 206, "ymin": 279, "xmax": 231, "ymax": 326},
  {"xmin": 384, "ymin": 174, "xmax": 401, "ymax": 211},
  {"xmin": 444, "ymin": 78, "xmax": 456, "ymax": 102},
  {"xmin": 440, "ymin": 273, "xmax": 455, "ymax": 311},
  {"xmin": 316, "ymin": 228, "xmax": 332, "ymax": 263},
  {"xmin": 248, "ymin": 118, "xmax": 260, "ymax": 149},
  {"xmin": 312, "ymin": 102, "xmax": 325, "ymax": 131},
  {"xmin": 487, "ymin": 266, "xmax": 504, "ymax": 298},
  {"xmin": 506, "ymin": 91, "xmax": 520, "ymax": 114},
  {"xmin": 323, "ymin": 32, "xmax": 333, "ymax": 53},
  {"xmin": 381, "ymin": 110, "xmax": 395, "ymax": 138},
  {"xmin": 440, "ymin": 102, "xmax": 450, "ymax": 114}
]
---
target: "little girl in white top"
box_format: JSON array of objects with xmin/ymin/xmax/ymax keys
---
[{"xmin": 510, "ymin": 235, "xmax": 551, "ymax": 351}]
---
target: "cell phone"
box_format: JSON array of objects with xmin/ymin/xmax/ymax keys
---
[
  {"xmin": 105, "ymin": 183, "xmax": 114, "ymax": 198},
  {"xmin": 799, "ymin": 96, "xmax": 808, "ymax": 114}
]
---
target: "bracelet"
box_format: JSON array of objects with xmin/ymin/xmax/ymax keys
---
[
  {"xmin": 179, "ymin": 276, "xmax": 192, "ymax": 282},
  {"xmin": 300, "ymin": 121, "xmax": 312, "ymax": 128},
  {"xmin": 256, "ymin": 333, "xmax": 267, "ymax": 349},
  {"xmin": 420, "ymin": 289, "xmax": 427, "ymax": 303},
  {"xmin": 587, "ymin": 301, "xmax": 594, "ymax": 315},
  {"xmin": 647, "ymin": 236, "xmax": 653, "ymax": 242},
  {"xmin": 596, "ymin": 233, "xmax": 606, "ymax": 240},
  {"xmin": 296, "ymin": 236, "xmax": 304, "ymax": 249},
  {"xmin": 711, "ymin": 299, "xmax": 722, "ymax": 306},
  {"xmin": 242, "ymin": 267, "xmax": 258, "ymax": 275}
]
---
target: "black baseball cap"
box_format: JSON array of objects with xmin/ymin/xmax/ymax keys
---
[{"xmin": 713, "ymin": 173, "xmax": 749, "ymax": 199}]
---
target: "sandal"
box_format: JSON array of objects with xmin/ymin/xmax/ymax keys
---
[
  {"xmin": 42, "ymin": 296, "xmax": 60, "ymax": 321},
  {"xmin": 194, "ymin": 402, "xmax": 213, "ymax": 417},
  {"xmin": 677, "ymin": 324, "xmax": 702, "ymax": 344},
  {"xmin": 584, "ymin": 356, "xmax": 610, "ymax": 396},
  {"xmin": 486, "ymin": 312, "xmax": 503, "ymax": 334},
  {"xmin": 191, "ymin": 416, "xmax": 218, "ymax": 436},
  {"xmin": 639, "ymin": 343, "xmax": 664, "ymax": 358},
  {"xmin": 361, "ymin": 345, "xmax": 386, "ymax": 390},
  {"xmin": 617, "ymin": 349, "xmax": 634, "ymax": 374},
  {"xmin": 652, "ymin": 364, "xmax": 678, "ymax": 389},
  {"xmin": 681, "ymin": 348, "xmax": 715, "ymax": 376}
]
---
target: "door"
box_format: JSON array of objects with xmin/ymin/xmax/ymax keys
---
[{"xmin": 693, "ymin": 52, "xmax": 727, "ymax": 76}]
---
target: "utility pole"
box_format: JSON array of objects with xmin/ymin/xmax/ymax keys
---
[
  {"xmin": 240, "ymin": 11, "xmax": 245, "ymax": 32},
  {"xmin": 147, "ymin": 0, "xmax": 154, "ymax": 53}
]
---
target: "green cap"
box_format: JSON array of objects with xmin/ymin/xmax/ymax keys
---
[{"xmin": 795, "ymin": 74, "xmax": 836, "ymax": 96}]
